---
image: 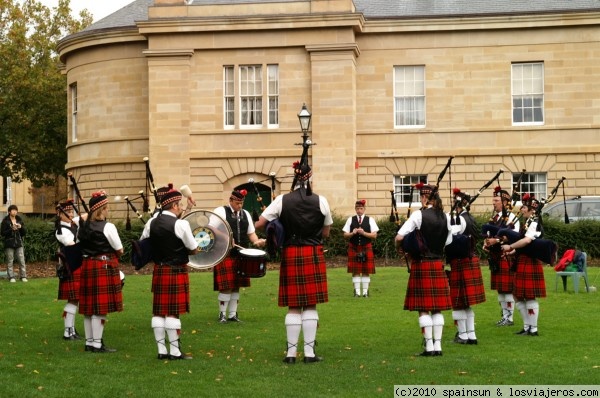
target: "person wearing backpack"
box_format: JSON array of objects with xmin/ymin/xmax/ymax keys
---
[{"xmin": 1, "ymin": 204, "xmax": 28, "ymax": 283}]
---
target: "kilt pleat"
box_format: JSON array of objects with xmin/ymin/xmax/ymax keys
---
[
  {"xmin": 490, "ymin": 257, "xmax": 514, "ymax": 293},
  {"xmin": 449, "ymin": 256, "xmax": 486, "ymax": 309},
  {"xmin": 152, "ymin": 264, "xmax": 190, "ymax": 315},
  {"xmin": 279, "ymin": 246, "xmax": 328, "ymax": 308},
  {"xmin": 404, "ymin": 259, "xmax": 452, "ymax": 312},
  {"xmin": 78, "ymin": 257, "xmax": 123, "ymax": 315},
  {"xmin": 513, "ymin": 254, "xmax": 547, "ymax": 300},
  {"xmin": 213, "ymin": 256, "xmax": 250, "ymax": 291},
  {"xmin": 58, "ymin": 267, "xmax": 81, "ymax": 301},
  {"xmin": 346, "ymin": 243, "xmax": 376, "ymax": 274}
]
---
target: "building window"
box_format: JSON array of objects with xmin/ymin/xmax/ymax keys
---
[
  {"xmin": 512, "ymin": 172, "xmax": 547, "ymax": 202},
  {"xmin": 223, "ymin": 65, "xmax": 279, "ymax": 129},
  {"xmin": 70, "ymin": 83, "xmax": 78, "ymax": 142},
  {"xmin": 512, "ymin": 62, "xmax": 544, "ymax": 125},
  {"xmin": 393, "ymin": 175, "xmax": 428, "ymax": 205},
  {"xmin": 224, "ymin": 66, "xmax": 235, "ymax": 128},
  {"xmin": 267, "ymin": 65, "xmax": 279, "ymax": 126},
  {"xmin": 394, "ymin": 66, "xmax": 425, "ymax": 128}
]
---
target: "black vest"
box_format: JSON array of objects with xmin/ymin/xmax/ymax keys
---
[
  {"xmin": 223, "ymin": 206, "xmax": 250, "ymax": 247},
  {"xmin": 79, "ymin": 220, "xmax": 113, "ymax": 256},
  {"xmin": 280, "ymin": 189, "xmax": 325, "ymax": 246},
  {"xmin": 149, "ymin": 214, "xmax": 189, "ymax": 265},
  {"xmin": 349, "ymin": 215, "xmax": 372, "ymax": 245},
  {"xmin": 419, "ymin": 208, "xmax": 448, "ymax": 258}
]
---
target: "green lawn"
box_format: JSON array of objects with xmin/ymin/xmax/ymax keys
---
[{"xmin": 1, "ymin": 264, "xmax": 599, "ymax": 397}]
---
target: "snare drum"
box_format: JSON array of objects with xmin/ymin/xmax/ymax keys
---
[{"xmin": 236, "ymin": 248, "xmax": 267, "ymax": 278}]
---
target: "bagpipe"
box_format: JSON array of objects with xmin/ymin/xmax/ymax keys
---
[
  {"xmin": 249, "ymin": 178, "xmax": 267, "ymax": 222},
  {"xmin": 482, "ymin": 177, "xmax": 566, "ymax": 265}
]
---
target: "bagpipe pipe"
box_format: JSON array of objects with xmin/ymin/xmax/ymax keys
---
[
  {"xmin": 445, "ymin": 169, "xmax": 504, "ymax": 262},
  {"xmin": 400, "ymin": 156, "xmax": 454, "ymax": 268},
  {"xmin": 124, "ymin": 191, "xmax": 147, "ymax": 230},
  {"xmin": 249, "ymin": 178, "xmax": 267, "ymax": 222},
  {"xmin": 143, "ymin": 156, "xmax": 160, "ymax": 212}
]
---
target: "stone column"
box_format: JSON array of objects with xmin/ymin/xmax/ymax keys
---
[
  {"xmin": 307, "ymin": 44, "xmax": 359, "ymax": 214},
  {"xmin": 144, "ymin": 49, "xmax": 194, "ymax": 191}
]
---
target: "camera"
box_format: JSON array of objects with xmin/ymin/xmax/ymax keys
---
[{"xmin": 356, "ymin": 252, "xmax": 367, "ymax": 263}]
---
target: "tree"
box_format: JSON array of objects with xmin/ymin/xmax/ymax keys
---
[{"xmin": 0, "ymin": 0, "xmax": 92, "ymax": 187}]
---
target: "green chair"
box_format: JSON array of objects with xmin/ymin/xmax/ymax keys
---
[{"xmin": 555, "ymin": 252, "xmax": 589, "ymax": 293}]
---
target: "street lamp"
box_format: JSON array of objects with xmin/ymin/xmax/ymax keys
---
[{"xmin": 297, "ymin": 103, "xmax": 311, "ymax": 143}]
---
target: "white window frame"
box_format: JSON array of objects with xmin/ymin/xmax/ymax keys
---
[
  {"xmin": 240, "ymin": 65, "xmax": 263, "ymax": 128},
  {"xmin": 393, "ymin": 175, "xmax": 428, "ymax": 206},
  {"xmin": 393, "ymin": 65, "xmax": 425, "ymax": 128},
  {"xmin": 512, "ymin": 62, "xmax": 544, "ymax": 126},
  {"xmin": 70, "ymin": 83, "xmax": 78, "ymax": 142},
  {"xmin": 267, "ymin": 65, "xmax": 279, "ymax": 127},
  {"xmin": 223, "ymin": 66, "xmax": 235, "ymax": 129},
  {"xmin": 512, "ymin": 172, "xmax": 547, "ymax": 202}
]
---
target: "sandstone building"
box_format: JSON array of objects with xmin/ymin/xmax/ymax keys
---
[{"xmin": 56, "ymin": 0, "xmax": 600, "ymax": 221}]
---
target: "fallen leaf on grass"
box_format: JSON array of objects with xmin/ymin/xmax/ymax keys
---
[{"xmin": 16, "ymin": 364, "xmax": 24, "ymax": 368}]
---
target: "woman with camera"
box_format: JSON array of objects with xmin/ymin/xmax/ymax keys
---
[{"xmin": 1, "ymin": 204, "xmax": 28, "ymax": 283}]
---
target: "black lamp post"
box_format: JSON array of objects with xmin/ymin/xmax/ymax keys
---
[{"xmin": 297, "ymin": 103, "xmax": 312, "ymax": 144}]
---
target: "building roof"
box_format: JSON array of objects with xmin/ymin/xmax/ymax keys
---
[{"xmin": 79, "ymin": 0, "xmax": 600, "ymax": 34}]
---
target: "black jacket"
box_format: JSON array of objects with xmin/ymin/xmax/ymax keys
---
[{"xmin": 1, "ymin": 215, "xmax": 26, "ymax": 249}]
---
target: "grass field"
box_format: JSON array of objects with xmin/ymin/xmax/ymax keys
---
[{"xmin": 1, "ymin": 264, "xmax": 599, "ymax": 397}]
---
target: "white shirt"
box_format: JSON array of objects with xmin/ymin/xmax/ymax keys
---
[
  {"xmin": 342, "ymin": 214, "xmax": 379, "ymax": 233},
  {"xmin": 212, "ymin": 205, "xmax": 256, "ymax": 235},
  {"xmin": 261, "ymin": 193, "xmax": 333, "ymax": 226},
  {"xmin": 140, "ymin": 210, "xmax": 198, "ymax": 251},
  {"xmin": 397, "ymin": 207, "xmax": 453, "ymax": 246}
]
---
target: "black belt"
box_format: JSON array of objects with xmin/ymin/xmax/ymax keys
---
[{"xmin": 84, "ymin": 254, "xmax": 115, "ymax": 261}]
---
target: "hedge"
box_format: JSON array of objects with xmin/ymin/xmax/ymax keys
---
[{"xmin": 1, "ymin": 214, "xmax": 597, "ymax": 264}]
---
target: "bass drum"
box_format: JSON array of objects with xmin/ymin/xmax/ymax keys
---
[{"xmin": 183, "ymin": 210, "xmax": 232, "ymax": 270}]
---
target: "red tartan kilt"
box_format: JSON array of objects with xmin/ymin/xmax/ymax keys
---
[
  {"xmin": 449, "ymin": 257, "xmax": 486, "ymax": 309},
  {"xmin": 513, "ymin": 255, "xmax": 547, "ymax": 300},
  {"xmin": 490, "ymin": 257, "xmax": 514, "ymax": 293},
  {"xmin": 279, "ymin": 245, "xmax": 328, "ymax": 308},
  {"xmin": 58, "ymin": 267, "xmax": 81, "ymax": 301},
  {"xmin": 346, "ymin": 243, "xmax": 376, "ymax": 274},
  {"xmin": 78, "ymin": 257, "xmax": 123, "ymax": 316},
  {"xmin": 213, "ymin": 256, "xmax": 251, "ymax": 291},
  {"xmin": 152, "ymin": 264, "xmax": 190, "ymax": 316},
  {"xmin": 404, "ymin": 259, "xmax": 452, "ymax": 312}
]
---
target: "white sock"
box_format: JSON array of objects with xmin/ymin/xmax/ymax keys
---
[
  {"xmin": 218, "ymin": 293, "xmax": 231, "ymax": 316},
  {"xmin": 165, "ymin": 317, "xmax": 182, "ymax": 357},
  {"xmin": 516, "ymin": 301, "xmax": 528, "ymax": 330},
  {"xmin": 151, "ymin": 316, "xmax": 167, "ymax": 355},
  {"xmin": 465, "ymin": 308, "xmax": 476, "ymax": 340},
  {"xmin": 284, "ymin": 313, "xmax": 302, "ymax": 358},
  {"xmin": 526, "ymin": 300, "xmax": 539, "ymax": 333},
  {"xmin": 432, "ymin": 313, "xmax": 445, "ymax": 352},
  {"xmin": 504, "ymin": 294, "xmax": 515, "ymax": 321},
  {"xmin": 91, "ymin": 315, "xmax": 106, "ymax": 349},
  {"xmin": 362, "ymin": 276, "xmax": 371, "ymax": 295},
  {"xmin": 302, "ymin": 310, "xmax": 319, "ymax": 358},
  {"xmin": 229, "ymin": 292, "xmax": 240, "ymax": 318},
  {"xmin": 63, "ymin": 303, "xmax": 77, "ymax": 337},
  {"xmin": 418, "ymin": 314, "xmax": 434, "ymax": 352},
  {"xmin": 352, "ymin": 277, "xmax": 361, "ymax": 295},
  {"xmin": 452, "ymin": 310, "xmax": 467, "ymax": 340},
  {"xmin": 84, "ymin": 316, "xmax": 93, "ymax": 347}
]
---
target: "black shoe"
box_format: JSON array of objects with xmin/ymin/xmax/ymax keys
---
[
  {"xmin": 453, "ymin": 335, "xmax": 469, "ymax": 344},
  {"xmin": 282, "ymin": 356, "xmax": 296, "ymax": 364},
  {"xmin": 63, "ymin": 335, "xmax": 78, "ymax": 341},
  {"xmin": 92, "ymin": 345, "xmax": 117, "ymax": 353},
  {"xmin": 363, "ymin": 292, "xmax": 369, "ymax": 298},
  {"xmin": 157, "ymin": 353, "xmax": 170, "ymax": 360},
  {"xmin": 353, "ymin": 291, "xmax": 360, "ymax": 297},
  {"xmin": 515, "ymin": 329, "xmax": 529, "ymax": 335},
  {"xmin": 467, "ymin": 339, "xmax": 478, "ymax": 345},
  {"xmin": 227, "ymin": 315, "xmax": 242, "ymax": 322},
  {"xmin": 527, "ymin": 330, "xmax": 539, "ymax": 336},
  {"xmin": 84, "ymin": 345, "xmax": 94, "ymax": 352},
  {"xmin": 303, "ymin": 355, "xmax": 323, "ymax": 363},
  {"xmin": 418, "ymin": 350, "xmax": 434, "ymax": 357},
  {"xmin": 433, "ymin": 351, "xmax": 443, "ymax": 356},
  {"xmin": 169, "ymin": 353, "xmax": 193, "ymax": 360},
  {"xmin": 218, "ymin": 313, "xmax": 227, "ymax": 323}
]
